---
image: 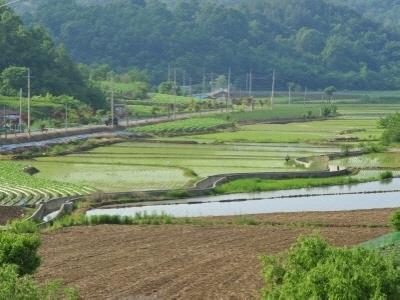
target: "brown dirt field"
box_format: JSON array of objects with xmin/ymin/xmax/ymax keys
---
[
  {"xmin": 37, "ymin": 209, "xmax": 394, "ymax": 300},
  {"xmin": 0, "ymin": 206, "xmax": 25, "ymax": 225}
]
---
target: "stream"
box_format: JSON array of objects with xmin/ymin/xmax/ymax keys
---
[{"xmin": 87, "ymin": 178, "xmax": 400, "ymax": 218}]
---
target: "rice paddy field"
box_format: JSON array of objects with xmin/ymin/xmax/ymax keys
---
[
  {"xmin": 1, "ymin": 102, "xmax": 399, "ymax": 202},
  {"xmin": 0, "ymin": 161, "xmax": 95, "ymax": 206},
  {"xmin": 29, "ymin": 142, "xmax": 340, "ymax": 192},
  {"xmin": 160, "ymin": 118, "xmax": 383, "ymax": 144}
]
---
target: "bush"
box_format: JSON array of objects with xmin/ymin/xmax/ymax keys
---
[
  {"xmin": 380, "ymin": 171, "xmax": 394, "ymax": 180},
  {"xmin": 261, "ymin": 234, "xmax": 400, "ymax": 299},
  {"xmin": 0, "ymin": 231, "xmax": 41, "ymax": 275},
  {"xmin": 8, "ymin": 220, "xmax": 38, "ymax": 234},
  {"xmin": 0, "ymin": 264, "xmax": 78, "ymax": 300},
  {"xmin": 391, "ymin": 210, "xmax": 400, "ymax": 231}
]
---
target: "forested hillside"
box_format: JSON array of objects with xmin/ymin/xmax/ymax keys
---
[
  {"xmin": 13, "ymin": 0, "xmax": 400, "ymax": 90},
  {"xmin": 0, "ymin": 1, "xmax": 105, "ymax": 108},
  {"xmin": 332, "ymin": 0, "xmax": 400, "ymax": 31}
]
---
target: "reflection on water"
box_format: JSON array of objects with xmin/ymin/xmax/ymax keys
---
[{"xmin": 87, "ymin": 179, "xmax": 400, "ymax": 218}]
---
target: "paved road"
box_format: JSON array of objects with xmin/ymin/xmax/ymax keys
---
[{"xmin": 0, "ymin": 110, "xmax": 222, "ymax": 153}]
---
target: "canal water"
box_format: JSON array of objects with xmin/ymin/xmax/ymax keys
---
[{"xmin": 87, "ymin": 179, "xmax": 400, "ymax": 218}]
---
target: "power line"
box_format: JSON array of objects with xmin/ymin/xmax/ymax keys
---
[{"xmin": 0, "ymin": 0, "xmax": 24, "ymax": 9}]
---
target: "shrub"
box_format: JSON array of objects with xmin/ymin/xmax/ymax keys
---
[
  {"xmin": 391, "ymin": 210, "xmax": 400, "ymax": 231},
  {"xmin": 0, "ymin": 231, "xmax": 41, "ymax": 275},
  {"xmin": 8, "ymin": 220, "xmax": 38, "ymax": 234},
  {"xmin": 0, "ymin": 264, "xmax": 78, "ymax": 300},
  {"xmin": 261, "ymin": 234, "xmax": 400, "ymax": 299},
  {"xmin": 380, "ymin": 171, "xmax": 394, "ymax": 180}
]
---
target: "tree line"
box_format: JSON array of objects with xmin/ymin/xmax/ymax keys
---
[{"xmin": 14, "ymin": 0, "xmax": 400, "ymax": 90}]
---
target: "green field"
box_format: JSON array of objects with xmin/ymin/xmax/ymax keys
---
[
  {"xmin": 130, "ymin": 117, "xmax": 232, "ymax": 135},
  {"xmin": 0, "ymin": 161, "xmax": 94, "ymax": 206},
  {"xmin": 164, "ymin": 118, "xmax": 382, "ymax": 144},
  {"xmin": 1, "ymin": 102, "xmax": 399, "ymax": 201},
  {"xmin": 28, "ymin": 141, "xmax": 339, "ymax": 192}
]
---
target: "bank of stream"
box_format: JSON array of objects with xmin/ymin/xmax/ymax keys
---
[{"xmin": 87, "ymin": 179, "xmax": 400, "ymax": 218}]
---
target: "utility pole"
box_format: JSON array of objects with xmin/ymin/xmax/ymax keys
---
[
  {"xmin": 19, "ymin": 88, "xmax": 22, "ymax": 132},
  {"xmin": 227, "ymin": 68, "xmax": 231, "ymax": 112},
  {"xmin": 65, "ymin": 103, "xmax": 68, "ymax": 131},
  {"xmin": 249, "ymin": 71, "xmax": 253, "ymax": 110},
  {"xmin": 111, "ymin": 75, "xmax": 115, "ymax": 128},
  {"xmin": 249, "ymin": 71, "xmax": 253, "ymax": 97},
  {"xmin": 189, "ymin": 77, "xmax": 192, "ymax": 97},
  {"xmin": 270, "ymin": 70, "xmax": 275, "ymax": 109},
  {"xmin": 168, "ymin": 64, "xmax": 171, "ymax": 82},
  {"xmin": 173, "ymin": 68, "xmax": 177, "ymax": 88},
  {"xmin": 202, "ymin": 70, "xmax": 206, "ymax": 94},
  {"xmin": 27, "ymin": 68, "xmax": 31, "ymax": 136}
]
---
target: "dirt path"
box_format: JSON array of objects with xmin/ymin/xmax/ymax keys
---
[{"xmin": 37, "ymin": 209, "xmax": 394, "ymax": 299}]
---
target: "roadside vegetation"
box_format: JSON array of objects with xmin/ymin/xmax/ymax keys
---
[
  {"xmin": 0, "ymin": 220, "xmax": 78, "ymax": 299},
  {"xmin": 130, "ymin": 117, "xmax": 232, "ymax": 135}
]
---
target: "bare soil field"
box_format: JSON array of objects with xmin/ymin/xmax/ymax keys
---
[
  {"xmin": 37, "ymin": 209, "xmax": 395, "ymax": 300},
  {"xmin": 0, "ymin": 206, "xmax": 25, "ymax": 224}
]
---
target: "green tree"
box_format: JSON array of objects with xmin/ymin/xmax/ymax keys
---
[
  {"xmin": 261, "ymin": 234, "xmax": 400, "ymax": 299},
  {"xmin": 0, "ymin": 66, "xmax": 27, "ymax": 96},
  {"xmin": 324, "ymin": 85, "xmax": 336, "ymax": 102}
]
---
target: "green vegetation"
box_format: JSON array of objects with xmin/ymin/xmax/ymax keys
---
[
  {"xmin": 30, "ymin": 141, "xmax": 335, "ymax": 191},
  {"xmin": 20, "ymin": 0, "xmax": 400, "ymax": 90},
  {"xmin": 215, "ymin": 176, "xmax": 367, "ymax": 194},
  {"xmin": 176, "ymin": 117, "xmax": 382, "ymax": 144},
  {"xmin": 0, "ymin": 4, "xmax": 104, "ymax": 108},
  {"xmin": 380, "ymin": 171, "xmax": 394, "ymax": 180},
  {"xmin": 0, "ymin": 161, "xmax": 94, "ymax": 206},
  {"xmin": 130, "ymin": 118, "xmax": 232, "ymax": 135},
  {"xmin": 51, "ymin": 212, "xmax": 179, "ymax": 229},
  {"xmin": 391, "ymin": 210, "xmax": 400, "ymax": 231},
  {"xmin": 379, "ymin": 113, "xmax": 400, "ymax": 144},
  {"xmin": 0, "ymin": 220, "xmax": 78, "ymax": 299},
  {"xmin": 151, "ymin": 93, "xmax": 198, "ymax": 104},
  {"xmin": 0, "ymin": 94, "xmax": 100, "ymax": 130},
  {"xmin": 261, "ymin": 234, "xmax": 400, "ymax": 299}
]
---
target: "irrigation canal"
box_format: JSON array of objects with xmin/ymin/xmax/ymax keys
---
[{"xmin": 87, "ymin": 179, "xmax": 400, "ymax": 218}]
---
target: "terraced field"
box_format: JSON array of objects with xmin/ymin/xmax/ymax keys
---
[
  {"xmin": 130, "ymin": 117, "xmax": 232, "ymax": 135},
  {"xmin": 163, "ymin": 118, "xmax": 383, "ymax": 144},
  {"xmin": 0, "ymin": 161, "xmax": 95, "ymax": 206},
  {"xmin": 28, "ymin": 142, "xmax": 340, "ymax": 192}
]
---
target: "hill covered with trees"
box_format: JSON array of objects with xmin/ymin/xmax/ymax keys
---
[
  {"xmin": 0, "ymin": 1, "xmax": 105, "ymax": 108},
  {"xmin": 13, "ymin": 0, "xmax": 400, "ymax": 90},
  {"xmin": 331, "ymin": 0, "xmax": 400, "ymax": 32}
]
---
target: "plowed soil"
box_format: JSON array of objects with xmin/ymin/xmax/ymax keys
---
[
  {"xmin": 37, "ymin": 209, "xmax": 395, "ymax": 299},
  {"xmin": 0, "ymin": 206, "xmax": 25, "ymax": 224}
]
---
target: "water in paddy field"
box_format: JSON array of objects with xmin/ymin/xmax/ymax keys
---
[{"xmin": 87, "ymin": 179, "xmax": 400, "ymax": 218}]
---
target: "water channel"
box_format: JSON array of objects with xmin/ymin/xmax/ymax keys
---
[{"xmin": 87, "ymin": 178, "xmax": 400, "ymax": 218}]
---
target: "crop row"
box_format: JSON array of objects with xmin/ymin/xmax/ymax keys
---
[
  {"xmin": 0, "ymin": 161, "xmax": 95, "ymax": 206},
  {"xmin": 130, "ymin": 118, "xmax": 232, "ymax": 134}
]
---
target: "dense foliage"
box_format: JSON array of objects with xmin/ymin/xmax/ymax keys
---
[
  {"xmin": 391, "ymin": 210, "xmax": 400, "ymax": 231},
  {"xmin": 379, "ymin": 113, "xmax": 400, "ymax": 144},
  {"xmin": 0, "ymin": 230, "xmax": 41, "ymax": 275},
  {"xmin": 0, "ymin": 2, "xmax": 105, "ymax": 108},
  {"xmin": 261, "ymin": 234, "xmax": 400, "ymax": 299},
  {"xmin": 0, "ymin": 220, "xmax": 78, "ymax": 299},
  {"xmin": 333, "ymin": 0, "xmax": 400, "ymax": 32},
  {"xmin": 17, "ymin": 0, "xmax": 400, "ymax": 90}
]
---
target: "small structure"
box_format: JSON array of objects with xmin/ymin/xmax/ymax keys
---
[
  {"xmin": 22, "ymin": 166, "xmax": 40, "ymax": 176},
  {"xmin": 207, "ymin": 89, "xmax": 229, "ymax": 100}
]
